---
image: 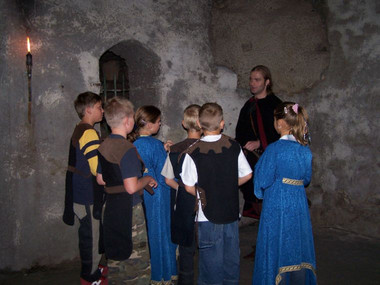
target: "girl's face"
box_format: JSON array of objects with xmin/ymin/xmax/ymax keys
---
[{"xmin": 149, "ymin": 116, "xmax": 161, "ymax": 135}]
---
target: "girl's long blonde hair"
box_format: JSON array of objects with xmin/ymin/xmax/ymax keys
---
[{"xmin": 274, "ymin": 102, "xmax": 310, "ymax": 146}]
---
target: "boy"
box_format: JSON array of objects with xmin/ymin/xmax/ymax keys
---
[
  {"xmin": 96, "ymin": 97, "xmax": 157, "ymax": 284},
  {"xmin": 181, "ymin": 102, "xmax": 252, "ymax": 284},
  {"xmin": 161, "ymin": 104, "xmax": 202, "ymax": 285},
  {"xmin": 63, "ymin": 91, "xmax": 107, "ymax": 285}
]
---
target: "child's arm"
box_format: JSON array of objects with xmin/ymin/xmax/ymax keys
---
[
  {"xmin": 239, "ymin": 173, "xmax": 252, "ymax": 186},
  {"xmin": 238, "ymin": 148, "xmax": 253, "ymax": 186},
  {"xmin": 161, "ymin": 154, "xmax": 179, "ymax": 190},
  {"xmin": 165, "ymin": 178, "xmax": 179, "ymax": 191},
  {"xmin": 123, "ymin": 176, "xmax": 157, "ymax": 195},
  {"xmin": 181, "ymin": 154, "xmax": 197, "ymax": 196},
  {"xmin": 80, "ymin": 129, "xmax": 101, "ymax": 176},
  {"xmin": 184, "ymin": 184, "xmax": 196, "ymax": 196}
]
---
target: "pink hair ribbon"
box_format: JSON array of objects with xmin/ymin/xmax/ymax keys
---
[{"xmin": 292, "ymin": 104, "xmax": 299, "ymax": 114}]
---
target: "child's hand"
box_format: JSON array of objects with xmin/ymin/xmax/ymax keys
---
[
  {"xmin": 149, "ymin": 177, "xmax": 158, "ymax": 188},
  {"xmin": 164, "ymin": 140, "xmax": 174, "ymax": 152},
  {"xmin": 244, "ymin": 140, "xmax": 260, "ymax": 152},
  {"xmin": 96, "ymin": 173, "xmax": 106, "ymax": 186}
]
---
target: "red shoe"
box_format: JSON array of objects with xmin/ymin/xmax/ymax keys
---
[{"xmin": 98, "ymin": 265, "xmax": 109, "ymax": 277}]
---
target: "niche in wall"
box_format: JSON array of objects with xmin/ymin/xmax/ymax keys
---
[{"xmin": 98, "ymin": 40, "xmax": 161, "ymax": 137}]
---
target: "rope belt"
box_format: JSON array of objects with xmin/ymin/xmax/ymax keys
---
[{"xmin": 282, "ymin": 178, "xmax": 303, "ymax": 186}]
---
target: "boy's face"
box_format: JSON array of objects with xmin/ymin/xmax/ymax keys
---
[{"xmin": 88, "ymin": 101, "xmax": 103, "ymax": 123}]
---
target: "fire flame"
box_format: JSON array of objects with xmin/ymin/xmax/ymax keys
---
[{"xmin": 27, "ymin": 37, "xmax": 31, "ymax": 53}]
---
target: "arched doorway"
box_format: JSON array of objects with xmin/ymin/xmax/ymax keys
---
[{"xmin": 99, "ymin": 40, "xmax": 161, "ymax": 137}]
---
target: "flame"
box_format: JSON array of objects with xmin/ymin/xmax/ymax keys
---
[{"xmin": 27, "ymin": 37, "xmax": 31, "ymax": 53}]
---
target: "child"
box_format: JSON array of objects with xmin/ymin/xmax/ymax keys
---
[
  {"xmin": 181, "ymin": 102, "xmax": 252, "ymax": 284},
  {"xmin": 96, "ymin": 97, "xmax": 157, "ymax": 284},
  {"xmin": 63, "ymin": 91, "xmax": 107, "ymax": 285},
  {"xmin": 252, "ymin": 102, "xmax": 316, "ymax": 284},
  {"xmin": 131, "ymin": 105, "xmax": 178, "ymax": 284},
  {"xmin": 161, "ymin": 104, "xmax": 202, "ymax": 285}
]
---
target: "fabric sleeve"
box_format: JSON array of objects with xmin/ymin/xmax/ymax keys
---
[
  {"xmin": 238, "ymin": 148, "xmax": 253, "ymax": 177},
  {"xmin": 151, "ymin": 140, "xmax": 170, "ymax": 188},
  {"xmin": 180, "ymin": 154, "xmax": 198, "ymax": 186},
  {"xmin": 303, "ymin": 147, "xmax": 313, "ymax": 186},
  {"xmin": 97, "ymin": 161, "xmax": 102, "ymax": 174},
  {"xmin": 161, "ymin": 154, "xmax": 175, "ymax": 179},
  {"xmin": 254, "ymin": 145, "xmax": 276, "ymax": 199},
  {"xmin": 79, "ymin": 129, "xmax": 100, "ymax": 176},
  {"xmin": 120, "ymin": 148, "xmax": 142, "ymax": 179}
]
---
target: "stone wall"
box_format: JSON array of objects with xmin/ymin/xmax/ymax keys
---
[
  {"xmin": 0, "ymin": 0, "xmax": 243, "ymax": 270},
  {"xmin": 0, "ymin": 0, "xmax": 379, "ymax": 271},
  {"xmin": 210, "ymin": 0, "xmax": 380, "ymax": 237}
]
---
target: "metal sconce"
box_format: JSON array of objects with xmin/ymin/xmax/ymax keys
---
[{"xmin": 26, "ymin": 37, "xmax": 32, "ymax": 123}]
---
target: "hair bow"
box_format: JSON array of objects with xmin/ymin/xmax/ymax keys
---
[{"xmin": 292, "ymin": 104, "xmax": 299, "ymax": 114}]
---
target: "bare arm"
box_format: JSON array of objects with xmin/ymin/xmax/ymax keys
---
[
  {"xmin": 165, "ymin": 178, "xmax": 179, "ymax": 190},
  {"xmin": 185, "ymin": 184, "xmax": 196, "ymax": 196},
  {"xmin": 238, "ymin": 173, "xmax": 252, "ymax": 186},
  {"xmin": 123, "ymin": 176, "xmax": 158, "ymax": 195}
]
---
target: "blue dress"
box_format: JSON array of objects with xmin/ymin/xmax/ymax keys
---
[
  {"xmin": 134, "ymin": 136, "xmax": 178, "ymax": 283},
  {"xmin": 252, "ymin": 136, "xmax": 317, "ymax": 285}
]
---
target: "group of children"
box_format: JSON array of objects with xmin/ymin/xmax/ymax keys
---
[{"xmin": 64, "ymin": 91, "xmax": 316, "ymax": 285}]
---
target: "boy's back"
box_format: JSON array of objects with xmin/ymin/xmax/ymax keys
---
[
  {"xmin": 180, "ymin": 103, "xmax": 252, "ymax": 285},
  {"xmin": 183, "ymin": 134, "xmax": 241, "ymax": 224}
]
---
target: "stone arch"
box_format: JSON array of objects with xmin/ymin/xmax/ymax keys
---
[{"xmin": 99, "ymin": 40, "xmax": 161, "ymax": 108}]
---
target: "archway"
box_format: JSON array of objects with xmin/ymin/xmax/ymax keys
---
[{"xmin": 98, "ymin": 40, "xmax": 161, "ymax": 137}]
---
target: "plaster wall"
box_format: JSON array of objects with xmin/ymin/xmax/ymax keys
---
[
  {"xmin": 210, "ymin": 0, "xmax": 380, "ymax": 238},
  {"xmin": 0, "ymin": 0, "xmax": 243, "ymax": 270}
]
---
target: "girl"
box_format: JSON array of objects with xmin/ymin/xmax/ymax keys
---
[
  {"xmin": 252, "ymin": 102, "xmax": 316, "ymax": 285},
  {"xmin": 131, "ymin": 105, "xmax": 177, "ymax": 285}
]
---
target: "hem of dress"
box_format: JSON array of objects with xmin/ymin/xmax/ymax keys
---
[
  {"xmin": 275, "ymin": 262, "xmax": 316, "ymax": 285},
  {"xmin": 150, "ymin": 275, "xmax": 178, "ymax": 285}
]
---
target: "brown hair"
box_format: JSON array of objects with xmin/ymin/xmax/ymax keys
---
[
  {"xmin": 128, "ymin": 105, "xmax": 161, "ymax": 142},
  {"xmin": 104, "ymin": 97, "xmax": 134, "ymax": 128},
  {"xmin": 198, "ymin": 103, "xmax": 223, "ymax": 132},
  {"xmin": 274, "ymin": 102, "xmax": 310, "ymax": 146},
  {"xmin": 183, "ymin": 104, "xmax": 201, "ymax": 131},
  {"xmin": 74, "ymin": 92, "xmax": 102, "ymax": 119},
  {"xmin": 251, "ymin": 65, "xmax": 273, "ymax": 93}
]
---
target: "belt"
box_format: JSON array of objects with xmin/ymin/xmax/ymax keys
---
[{"xmin": 282, "ymin": 178, "xmax": 303, "ymax": 186}]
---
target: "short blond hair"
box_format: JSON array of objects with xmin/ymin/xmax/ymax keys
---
[
  {"xmin": 183, "ymin": 104, "xmax": 201, "ymax": 131},
  {"xmin": 199, "ymin": 103, "xmax": 223, "ymax": 131},
  {"xmin": 104, "ymin": 97, "xmax": 134, "ymax": 128}
]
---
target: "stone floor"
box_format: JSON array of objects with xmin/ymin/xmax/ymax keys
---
[{"xmin": 1, "ymin": 220, "xmax": 380, "ymax": 284}]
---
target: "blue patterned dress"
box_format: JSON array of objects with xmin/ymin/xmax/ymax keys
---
[
  {"xmin": 252, "ymin": 136, "xmax": 317, "ymax": 285},
  {"xmin": 134, "ymin": 136, "xmax": 178, "ymax": 284}
]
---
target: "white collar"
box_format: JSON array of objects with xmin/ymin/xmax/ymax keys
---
[
  {"xmin": 200, "ymin": 134, "xmax": 222, "ymax": 142},
  {"xmin": 280, "ymin": 134, "xmax": 297, "ymax": 142}
]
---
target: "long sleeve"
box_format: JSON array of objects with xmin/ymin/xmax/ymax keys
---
[
  {"xmin": 253, "ymin": 145, "xmax": 277, "ymax": 199},
  {"xmin": 79, "ymin": 129, "xmax": 100, "ymax": 176}
]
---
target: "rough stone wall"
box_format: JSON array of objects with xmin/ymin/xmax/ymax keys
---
[
  {"xmin": 210, "ymin": 0, "xmax": 380, "ymax": 238},
  {"xmin": 1, "ymin": 0, "xmax": 379, "ymax": 272},
  {"xmin": 0, "ymin": 0, "xmax": 244, "ymax": 270},
  {"xmin": 210, "ymin": 0, "xmax": 330, "ymax": 93}
]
